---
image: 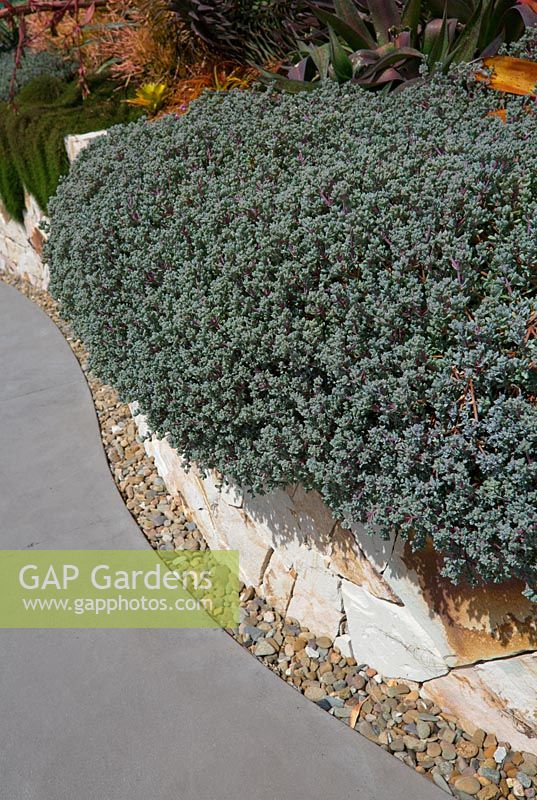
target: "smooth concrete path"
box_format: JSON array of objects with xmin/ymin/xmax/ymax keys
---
[{"xmin": 0, "ymin": 281, "xmax": 445, "ymax": 800}]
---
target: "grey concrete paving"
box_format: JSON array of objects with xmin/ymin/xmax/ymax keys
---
[{"xmin": 0, "ymin": 280, "xmax": 445, "ymax": 800}]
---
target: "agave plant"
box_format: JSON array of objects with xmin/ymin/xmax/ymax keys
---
[
  {"xmin": 167, "ymin": 0, "xmax": 334, "ymax": 62},
  {"xmin": 261, "ymin": 0, "xmax": 537, "ymax": 90}
]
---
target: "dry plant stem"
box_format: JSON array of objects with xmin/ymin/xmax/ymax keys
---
[
  {"xmin": 24, "ymin": 0, "xmax": 207, "ymax": 89},
  {"xmin": 0, "ymin": 1, "xmax": 109, "ymax": 21},
  {"xmin": 1, "ymin": 0, "xmax": 110, "ymax": 97}
]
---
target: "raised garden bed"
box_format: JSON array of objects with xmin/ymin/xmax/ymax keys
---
[{"xmin": 1, "ymin": 76, "xmax": 535, "ymax": 750}]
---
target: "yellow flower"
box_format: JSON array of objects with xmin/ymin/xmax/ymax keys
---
[{"xmin": 126, "ymin": 83, "xmax": 169, "ymax": 115}]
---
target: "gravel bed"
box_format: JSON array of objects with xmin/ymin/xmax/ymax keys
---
[{"xmin": 3, "ymin": 270, "xmax": 536, "ymax": 800}]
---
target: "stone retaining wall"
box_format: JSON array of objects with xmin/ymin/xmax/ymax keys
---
[
  {"xmin": 1, "ymin": 131, "xmax": 535, "ymax": 754},
  {"xmin": 0, "ymin": 190, "xmax": 48, "ymax": 288},
  {"xmin": 127, "ymin": 416, "xmax": 537, "ymax": 754}
]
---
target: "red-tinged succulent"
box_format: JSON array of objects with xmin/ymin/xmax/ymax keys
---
[
  {"xmin": 167, "ymin": 0, "xmax": 334, "ymax": 61},
  {"xmin": 260, "ymin": 0, "xmax": 537, "ymax": 91}
]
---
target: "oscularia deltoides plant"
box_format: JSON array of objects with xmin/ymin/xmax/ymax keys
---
[{"xmin": 45, "ymin": 77, "xmax": 537, "ymax": 599}]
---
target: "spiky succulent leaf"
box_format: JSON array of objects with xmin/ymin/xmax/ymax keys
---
[
  {"xmin": 168, "ymin": 0, "xmax": 334, "ymax": 61},
  {"xmin": 257, "ymin": 65, "xmax": 317, "ymax": 90},
  {"xmin": 426, "ymin": 0, "xmax": 476, "ymax": 24},
  {"xmin": 425, "ymin": 10, "xmax": 452, "ymax": 67},
  {"xmin": 307, "ymin": 42, "xmax": 332, "ymax": 79},
  {"xmin": 266, "ymin": 0, "xmax": 534, "ymax": 90},
  {"xmin": 368, "ymin": 0, "xmax": 400, "ymax": 44},
  {"xmin": 332, "ymin": 0, "xmax": 377, "ymax": 45},
  {"xmin": 329, "ymin": 25, "xmax": 354, "ymax": 78},
  {"xmin": 401, "ymin": 0, "xmax": 423, "ymax": 40},
  {"xmin": 314, "ymin": 7, "xmax": 375, "ymax": 49},
  {"xmin": 448, "ymin": 0, "xmax": 484, "ymax": 63}
]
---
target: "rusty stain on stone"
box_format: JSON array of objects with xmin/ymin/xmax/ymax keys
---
[{"xmin": 402, "ymin": 540, "xmax": 537, "ymax": 664}]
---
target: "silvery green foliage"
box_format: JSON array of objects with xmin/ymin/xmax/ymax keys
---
[
  {"xmin": 0, "ymin": 49, "xmax": 74, "ymax": 101},
  {"xmin": 500, "ymin": 25, "xmax": 537, "ymax": 58},
  {"xmin": 46, "ymin": 77, "xmax": 537, "ymax": 596}
]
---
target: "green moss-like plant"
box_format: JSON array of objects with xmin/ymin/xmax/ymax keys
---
[{"xmin": 0, "ymin": 74, "xmax": 143, "ymax": 221}]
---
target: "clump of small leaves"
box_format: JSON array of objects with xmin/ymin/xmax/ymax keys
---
[
  {"xmin": 45, "ymin": 75, "xmax": 537, "ymax": 598},
  {"xmin": 0, "ymin": 48, "xmax": 74, "ymax": 102}
]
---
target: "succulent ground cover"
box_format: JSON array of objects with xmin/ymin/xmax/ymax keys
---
[
  {"xmin": 0, "ymin": 47, "xmax": 73, "ymax": 101},
  {"xmin": 2, "ymin": 269, "xmax": 537, "ymax": 800},
  {"xmin": 45, "ymin": 73, "xmax": 537, "ymax": 599}
]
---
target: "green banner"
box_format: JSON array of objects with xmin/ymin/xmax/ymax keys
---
[{"xmin": 0, "ymin": 549, "xmax": 239, "ymax": 629}]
